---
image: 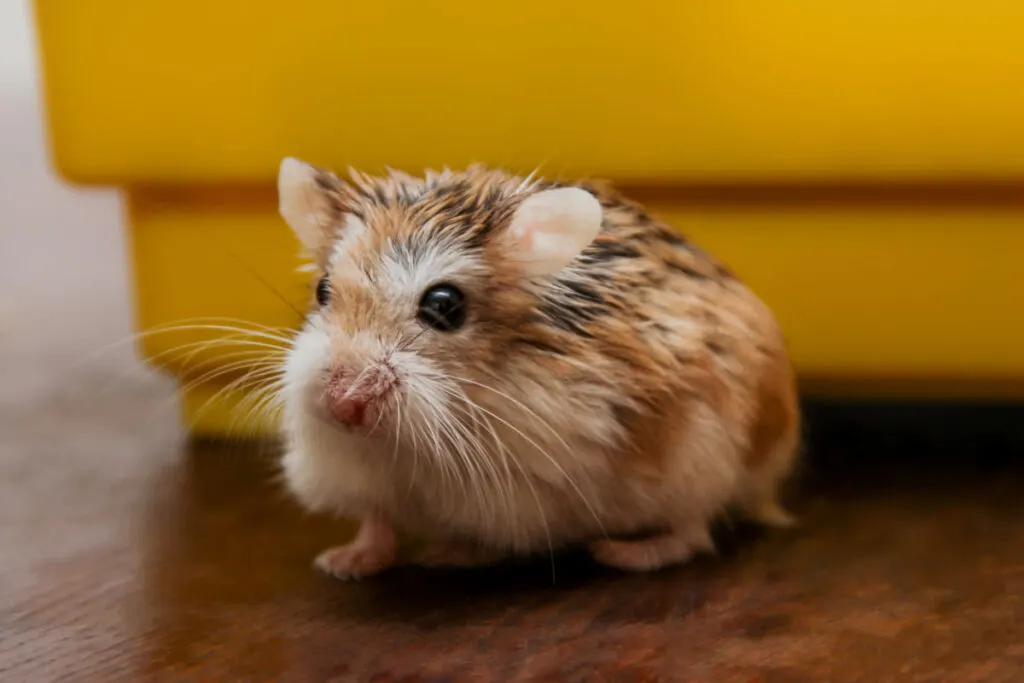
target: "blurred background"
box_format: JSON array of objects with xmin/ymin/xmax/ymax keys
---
[
  {"xmin": 0, "ymin": 0, "xmax": 138, "ymax": 398},
  {"xmin": 21, "ymin": 1, "xmax": 1024, "ymax": 437},
  {"xmin": 1, "ymin": 6, "xmax": 183, "ymax": 677},
  {"xmin": 4, "ymin": 2, "xmax": 1024, "ymax": 681}
]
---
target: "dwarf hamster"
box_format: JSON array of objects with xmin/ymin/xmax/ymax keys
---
[{"xmin": 276, "ymin": 158, "xmax": 800, "ymax": 579}]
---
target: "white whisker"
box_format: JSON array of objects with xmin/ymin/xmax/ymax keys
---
[{"xmin": 452, "ymin": 391, "xmax": 607, "ymax": 540}]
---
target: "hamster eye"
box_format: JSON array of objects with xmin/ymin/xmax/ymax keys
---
[
  {"xmin": 315, "ymin": 276, "xmax": 331, "ymax": 307},
  {"xmin": 417, "ymin": 284, "xmax": 467, "ymax": 332}
]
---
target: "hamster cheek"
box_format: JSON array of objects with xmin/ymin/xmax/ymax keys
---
[
  {"xmin": 282, "ymin": 323, "xmax": 332, "ymax": 415},
  {"xmin": 279, "ymin": 324, "xmax": 380, "ymax": 518},
  {"xmin": 281, "ymin": 436, "xmax": 377, "ymax": 517}
]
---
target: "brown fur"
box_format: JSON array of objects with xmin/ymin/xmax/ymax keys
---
[{"xmin": 747, "ymin": 353, "xmax": 800, "ymax": 468}]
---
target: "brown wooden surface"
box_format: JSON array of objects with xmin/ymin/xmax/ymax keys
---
[{"xmin": 4, "ymin": 352, "xmax": 1024, "ymax": 683}]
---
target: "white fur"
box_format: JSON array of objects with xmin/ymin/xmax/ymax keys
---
[
  {"xmin": 378, "ymin": 239, "xmax": 485, "ymax": 306},
  {"xmin": 330, "ymin": 214, "xmax": 369, "ymax": 264}
]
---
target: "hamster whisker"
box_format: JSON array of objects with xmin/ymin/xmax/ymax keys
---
[
  {"xmin": 229, "ymin": 375, "xmax": 287, "ymax": 425},
  {"xmin": 141, "ymin": 358, "xmax": 283, "ymax": 432},
  {"xmin": 225, "ymin": 383, "xmax": 286, "ymax": 437},
  {"xmin": 452, "ymin": 395, "xmax": 608, "ymax": 541},
  {"xmin": 189, "ymin": 356, "xmax": 285, "ymax": 384},
  {"xmin": 68, "ymin": 318, "xmax": 294, "ymax": 402},
  {"xmin": 430, "ymin": 387, "xmax": 495, "ymax": 505},
  {"xmin": 366, "ymin": 400, "xmax": 388, "ymax": 436},
  {"xmin": 432, "ymin": 382, "xmax": 556, "ymax": 571},
  {"xmin": 436, "ymin": 391, "xmax": 510, "ymax": 526},
  {"xmin": 447, "ymin": 375, "xmax": 576, "ymax": 462},
  {"xmin": 132, "ymin": 322, "xmax": 296, "ymax": 348},
  {"xmin": 340, "ymin": 362, "xmax": 379, "ymax": 403},
  {"xmin": 391, "ymin": 394, "xmax": 404, "ymax": 463},
  {"xmin": 432, "ymin": 397, "xmax": 479, "ymax": 493},
  {"xmin": 432, "ymin": 400, "xmax": 492, "ymax": 516},
  {"xmin": 420, "ymin": 370, "xmax": 524, "ymax": 500},
  {"xmin": 171, "ymin": 348, "xmax": 286, "ymax": 380},
  {"xmin": 217, "ymin": 245, "xmax": 307, "ymax": 321},
  {"xmin": 398, "ymin": 324, "xmax": 432, "ymax": 352},
  {"xmin": 444, "ymin": 392, "xmax": 520, "ymax": 540},
  {"xmin": 172, "ymin": 353, "xmax": 283, "ymax": 401},
  {"xmin": 129, "ymin": 329, "xmax": 289, "ymax": 385},
  {"xmin": 94, "ymin": 337, "xmax": 263, "ymax": 399},
  {"xmin": 135, "ymin": 330, "xmax": 292, "ymax": 389},
  {"xmin": 143, "ymin": 315, "xmax": 298, "ymax": 338},
  {"xmin": 131, "ymin": 320, "xmax": 296, "ymax": 348},
  {"xmin": 142, "ymin": 356, "xmax": 277, "ymax": 417},
  {"xmin": 186, "ymin": 365, "xmax": 287, "ymax": 431},
  {"xmin": 453, "ymin": 393, "xmax": 556, "ymax": 579},
  {"xmin": 69, "ymin": 315, "xmax": 295, "ymax": 371},
  {"xmin": 406, "ymin": 392, "xmax": 460, "ymax": 495},
  {"xmin": 403, "ymin": 398, "xmax": 425, "ymax": 501},
  {"xmin": 159, "ymin": 335, "xmax": 281, "ymax": 366},
  {"xmin": 224, "ymin": 391, "xmax": 270, "ymax": 437},
  {"xmin": 397, "ymin": 297, "xmax": 468, "ymax": 352},
  {"xmin": 251, "ymin": 382, "xmax": 287, "ymax": 415},
  {"xmin": 176, "ymin": 362, "xmax": 282, "ymax": 411},
  {"xmin": 386, "ymin": 395, "xmax": 407, "ymax": 494}
]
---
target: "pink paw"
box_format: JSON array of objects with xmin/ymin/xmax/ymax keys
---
[
  {"xmin": 589, "ymin": 538, "xmax": 667, "ymax": 572},
  {"xmin": 314, "ymin": 542, "xmax": 395, "ymax": 580},
  {"xmin": 589, "ymin": 529, "xmax": 714, "ymax": 572}
]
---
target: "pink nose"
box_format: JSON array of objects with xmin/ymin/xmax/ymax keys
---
[
  {"xmin": 329, "ymin": 394, "xmax": 367, "ymax": 427},
  {"xmin": 325, "ymin": 368, "xmax": 380, "ymax": 428}
]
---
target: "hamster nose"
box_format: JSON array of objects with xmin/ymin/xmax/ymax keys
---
[
  {"xmin": 324, "ymin": 364, "xmax": 396, "ymax": 429},
  {"xmin": 325, "ymin": 369, "xmax": 366, "ymax": 427},
  {"xmin": 328, "ymin": 394, "xmax": 367, "ymax": 427}
]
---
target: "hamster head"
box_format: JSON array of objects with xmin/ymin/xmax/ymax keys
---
[{"xmin": 277, "ymin": 158, "xmax": 602, "ymax": 437}]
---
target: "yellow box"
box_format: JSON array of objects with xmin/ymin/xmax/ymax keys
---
[
  {"xmin": 32, "ymin": 1, "xmax": 1024, "ymax": 435},
  {"xmin": 35, "ymin": 0, "xmax": 1024, "ymax": 183}
]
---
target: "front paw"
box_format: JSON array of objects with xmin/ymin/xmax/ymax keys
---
[
  {"xmin": 589, "ymin": 538, "xmax": 666, "ymax": 572},
  {"xmin": 314, "ymin": 542, "xmax": 395, "ymax": 580}
]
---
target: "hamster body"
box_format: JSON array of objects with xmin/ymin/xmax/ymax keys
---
[{"xmin": 276, "ymin": 159, "xmax": 799, "ymax": 578}]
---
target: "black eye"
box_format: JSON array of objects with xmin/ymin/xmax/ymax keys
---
[
  {"xmin": 417, "ymin": 284, "xmax": 467, "ymax": 331},
  {"xmin": 315, "ymin": 276, "xmax": 331, "ymax": 307}
]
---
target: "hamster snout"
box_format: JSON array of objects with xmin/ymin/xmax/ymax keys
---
[{"xmin": 322, "ymin": 364, "xmax": 396, "ymax": 430}]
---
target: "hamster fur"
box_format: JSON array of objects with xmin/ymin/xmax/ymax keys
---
[{"xmin": 276, "ymin": 159, "xmax": 800, "ymax": 578}]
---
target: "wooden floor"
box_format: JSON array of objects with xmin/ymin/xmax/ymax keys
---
[{"xmin": 4, "ymin": 341, "xmax": 1024, "ymax": 683}]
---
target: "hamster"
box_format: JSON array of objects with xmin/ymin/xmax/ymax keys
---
[{"xmin": 276, "ymin": 158, "xmax": 800, "ymax": 579}]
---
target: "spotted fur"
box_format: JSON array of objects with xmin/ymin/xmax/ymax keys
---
[{"xmin": 279, "ymin": 162, "xmax": 800, "ymax": 576}]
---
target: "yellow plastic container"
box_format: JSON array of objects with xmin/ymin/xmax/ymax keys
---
[{"xmin": 33, "ymin": 1, "xmax": 1024, "ymax": 435}]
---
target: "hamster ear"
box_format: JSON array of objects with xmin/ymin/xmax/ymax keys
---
[
  {"xmin": 505, "ymin": 187, "xmax": 603, "ymax": 277},
  {"xmin": 278, "ymin": 157, "xmax": 345, "ymax": 256}
]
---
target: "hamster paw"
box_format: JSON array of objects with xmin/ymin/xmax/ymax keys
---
[
  {"xmin": 314, "ymin": 515, "xmax": 397, "ymax": 580},
  {"xmin": 314, "ymin": 543, "xmax": 396, "ymax": 580},
  {"xmin": 747, "ymin": 498, "xmax": 798, "ymax": 529},
  {"xmin": 589, "ymin": 526, "xmax": 715, "ymax": 573}
]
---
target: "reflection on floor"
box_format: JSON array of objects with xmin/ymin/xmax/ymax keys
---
[{"xmin": 3, "ymin": 391, "xmax": 1024, "ymax": 681}]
